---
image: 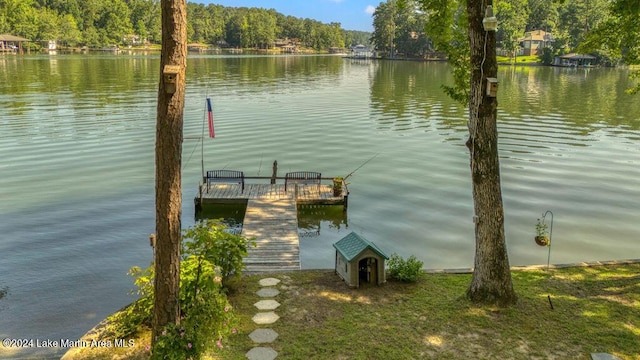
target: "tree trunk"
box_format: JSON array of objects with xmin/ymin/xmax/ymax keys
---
[
  {"xmin": 465, "ymin": 0, "xmax": 517, "ymax": 306},
  {"xmin": 153, "ymin": 0, "xmax": 187, "ymax": 342}
]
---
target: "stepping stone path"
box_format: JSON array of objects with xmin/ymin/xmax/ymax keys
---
[{"xmin": 246, "ymin": 277, "xmax": 281, "ymax": 360}]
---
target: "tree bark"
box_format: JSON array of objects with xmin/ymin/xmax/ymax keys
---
[
  {"xmin": 153, "ymin": 0, "xmax": 187, "ymax": 342},
  {"xmin": 465, "ymin": 0, "xmax": 517, "ymax": 306}
]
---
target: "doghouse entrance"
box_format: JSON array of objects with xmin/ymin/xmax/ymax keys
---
[{"xmin": 358, "ymin": 257, "xmax": 377, "ymax": 286}]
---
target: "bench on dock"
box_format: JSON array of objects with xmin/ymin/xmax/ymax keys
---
[
  {"xmin": 285, "ymin": 171, "xmax": 321, "ymax": 192},
  {"xmin": 206, "ymin": 170, "xmax": 245, "ymax": 193}
]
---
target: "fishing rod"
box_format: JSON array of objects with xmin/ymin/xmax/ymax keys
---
[
  {"xmin": 344, "ymin": 153, "xmax": 379, "ymax": 180},
  {"xmin": 257, "ymin": 153, "xmax": 264, "ymax": 176}
]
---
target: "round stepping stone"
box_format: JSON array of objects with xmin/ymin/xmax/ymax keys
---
[
  {"xmin": 249, "ymin": 328, "xmax": 279, "ymax": 343},
  {"xmin": 591, "ymin": 354, "xmax": 623, "ymax": 360},
  {"xmin": 246, "ymin": 346, "xmax": 278, "ymax": 360},
  {"xmin": 254, "ymin": 299, "xmax": 281, "ymax": 311},
  {"xmin": 259, "ymin": 278, "xmax": 281, "ymax": 287},
  {"xmin": 256, "ymin": 288, "xmax": 280, "ymax": 298},
  {"xmin": 252, "ymin": 311, "xmax": 280, "ymax": 325}
]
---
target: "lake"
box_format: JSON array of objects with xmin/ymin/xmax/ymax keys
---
[{"xmin": 1, "ymin": 54, "xmax": 638, "ymax": 358}]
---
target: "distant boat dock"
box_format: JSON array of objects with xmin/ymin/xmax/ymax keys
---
[{"xmin": 194, "ymin": 163, "xmax": 348, "ymax": 272}]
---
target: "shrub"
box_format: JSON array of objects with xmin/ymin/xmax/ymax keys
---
[
  {"xmin": 152, "ymin": 257, "xmax": 234, "ymax": 360},
  {"xmin": 107, "ymin": 220, "xmax": 250, "ymax": 358},
  {"xmin": 182, "ymin": 219, "xmax": 255, "ymax": 284},
  {"xmin": 104, "ymin": 266, "xmax": 154, "ymax": 339},
  {"xmin": 387, "ymin": 253, "xmax": 424, "ymax": 282}
]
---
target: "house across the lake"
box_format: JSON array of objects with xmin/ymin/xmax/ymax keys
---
[{"xmin": 519, "ymin": 30, "xmax": 554, "ymax": 56}]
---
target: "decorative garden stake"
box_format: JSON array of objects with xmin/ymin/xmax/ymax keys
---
[
  {"xmin": 535, "ymin": 211, "xmax": 554, "ymax": 271},
  {"xmin": 535, "ymin": 219, "xmax": 550, "ymax": 246}
]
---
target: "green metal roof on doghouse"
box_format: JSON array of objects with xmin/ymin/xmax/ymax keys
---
[{"xmin": 333, "ymin": 232, "xmax": 388, "ymax": 261}]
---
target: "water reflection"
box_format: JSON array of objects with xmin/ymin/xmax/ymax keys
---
[
  {"xmin": 195, "ymin": 203, "xmax": 246, "ymax": 234},
  {"xmin": 188, "ymin": 55, "xmax": 342, "ymax": 95},
  {"xmin": 195, "ymin": 203, "xmax": 348, "ymax": 239},
  {"xmin": 368, "ymin": 61, "xmax": 640, "ymax": 137},
  {"xmin": 369, "ymin": 61, "xmax": 465, "ymax": 131},
  {"xmin": 297, "ymin": 204, "xmax": 348, "ymax": 238},
  {"xmin": 498, "ymin": 66, "xmax": 640, "ymax": 132}
]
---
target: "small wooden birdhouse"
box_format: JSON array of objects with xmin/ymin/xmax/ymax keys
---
[{"xmin": 333, "ymin": 232, "xmax": 388, "ymax": 288}]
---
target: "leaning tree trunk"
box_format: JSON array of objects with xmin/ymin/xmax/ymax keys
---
[
  {"xmin": 153, "ymin": 0, "xmax": 187, "ymax": 343},
  {"xmin": 465, "ymin": 0, "xmax": 517, "ymax": 306}
]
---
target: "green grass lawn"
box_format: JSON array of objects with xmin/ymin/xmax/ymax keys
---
[
  {"xmin": 497, "ymin": 55, "xmax": 541, "ymax": 64},
  {"xmin": 215, "ymin": 263, "xmax": 640, "ymax": 360},
  {"xmin": 54, "ymin": 263, "xmax": 640, "ymax": 360}
]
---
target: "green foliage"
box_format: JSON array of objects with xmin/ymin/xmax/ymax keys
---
[
  {"xmin": 107, "ymin": 220, "xmax": 246, "ymax": 358},
  {"xmin": 152, "ymin": 256, "xmax": 234, "ymax": 360},
  {"xmin": 343, "ymin": 30, "xmax": 371, "ymax": 47},
  {"xmin": 1, "ymin": 1, "xmax": 356, "ymax": 49},
  {"xmin": 387, "ymin": 253, "xmax": 424, "ymax": 282},
  {"xmin": 371, "ymin": 0, "xmax": 433, "ymax": 59},
  {"xmin": 496, "ymin": 0, "xmax": 529, "ymax": 60},
  {"xmin": 182, "ymin": 219, "xmax": 255, "ymax": 284},
  {"xmin": 535, "ymin": 218, "xmax": 549, "ymax": 238},
  {"xmin": 104, "ymin": 266, "xmax": 154, "ymax": 339},
  {"xmin": 417, "ymin": 0, "xmax": 469, "ymax": 104},
  {"xmin": 539, "ymin": 47, "xmax": 555, "ymax": 65},
  {"xmin": 579, "ymin": 0, "xmax": 640, "ymax": 93},
  {"xmin": 557, "ymin": 0, "xmax": 610, "ymax": 49},
  {"xmin": 626, "ymin": 70, "xmax": 640, "ymax": 95}
]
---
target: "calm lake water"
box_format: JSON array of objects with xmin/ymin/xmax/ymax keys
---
[{"xmin": 1, "ymin": 54, "xmax": 639, "ymax": 358}]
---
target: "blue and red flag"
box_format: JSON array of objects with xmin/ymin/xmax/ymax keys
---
[{"xmin": 206, "ymin": 97, "xmax": 215, "ymax": 138}]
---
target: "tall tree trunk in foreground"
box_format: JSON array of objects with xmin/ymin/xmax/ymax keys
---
[
  {"xmin": 465, "ymin": 0, "xmax": 517, "ymax": 306},
  {"xmin": 153, "ymin": 0, "xmax": 187, "ymax": 342}
]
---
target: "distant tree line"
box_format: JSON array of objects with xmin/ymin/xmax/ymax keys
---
[
  {"xmin": 370, "ymin": 0, "xmax": 632, "ymax": 65},
  {"xmin": 0, "ymin": 0, "xmax": 371, "ymax": 50}
]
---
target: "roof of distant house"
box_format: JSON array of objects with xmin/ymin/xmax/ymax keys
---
[
  {"xmin": 560, "ymin": 53, "xmax": 597, "ymax": 60},
  {"xmin": 520, "ymin": 30, "xmax": 553, "ymax": 42},
  {"xmin": 0, "ymin": 34, "xmax": 30, "ymax": 42}
]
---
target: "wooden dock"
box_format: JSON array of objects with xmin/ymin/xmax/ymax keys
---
[
  {"xmin": 195, "ymin": 182, "xmax": 347, "ymax": 272},
  {"xmin": 196, "ymin": 183, "xmax": 346, "ymax": 205},
  {"xmin": 241, "ymin": 198, "xmax": 300, "ymax": 272}
]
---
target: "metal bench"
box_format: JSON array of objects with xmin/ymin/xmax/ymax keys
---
[
  {"xmin": 285, "ymin": 171, "xmax": 321, "ymax": 192},
  {"xmin": 205, "ymin": 170, "xmax": 245, "ymax": 193}
]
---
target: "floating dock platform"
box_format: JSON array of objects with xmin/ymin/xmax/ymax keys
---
[{"xmin": 195, "ymin": 178, "xmax": 348, "ymax": 272}]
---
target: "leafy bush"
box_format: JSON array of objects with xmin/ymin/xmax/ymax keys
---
[
  {"xmin": 107, "ymin": 220, "xmax": 251, "ymax": 358},
  {"xmin": 387, "ymin": 253, "xmax": 424, "ymax": 282},
  {"xmin": 104, "ymin": 266, "xmax": 154, "ymax": 339},
  {"xmin": 182, "ymin": 219, "xmax": 255, "ymax": 284},
  {"xmin": 152, "ymin": 257, "xmax": 234, "ymax": 360}
]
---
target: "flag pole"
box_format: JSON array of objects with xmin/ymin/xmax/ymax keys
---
[{"xmin": 201, "ymin": 97, "xmax": 206, "ymax": 183}]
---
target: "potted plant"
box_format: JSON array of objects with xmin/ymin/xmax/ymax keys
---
[
  {"xmin": 332, "ymin": 177, "xmax": 343, "ymax": 197},
  {"xmin": 535, "ymin": 218, "xmax": 550, "ymax": 246}
]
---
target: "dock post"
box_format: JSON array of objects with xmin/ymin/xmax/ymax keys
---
[
  {"xmin": 271, "ymin": 160, "xmax": 278, "ymax": 184},
  {"xmin": 194, "ymin": 183, "xmax": 203, "ymax": 215}
]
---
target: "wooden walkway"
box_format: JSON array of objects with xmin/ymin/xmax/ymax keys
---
[
  {"xmin": 195, "ymin": 182, "xmax": 347, "ymax": 272},
  {"xmin": 241, "ymin": 198, "xmax": 301, "ymax": 272}
]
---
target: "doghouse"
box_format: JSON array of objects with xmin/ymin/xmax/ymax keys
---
[{"xmin": 333, "ymin": 232, "xmax": 388, "ymax": 288}]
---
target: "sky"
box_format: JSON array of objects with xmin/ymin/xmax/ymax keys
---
[{"xmin": 202, "ymin": 0, "xmax": 378, "ymax": 32}]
